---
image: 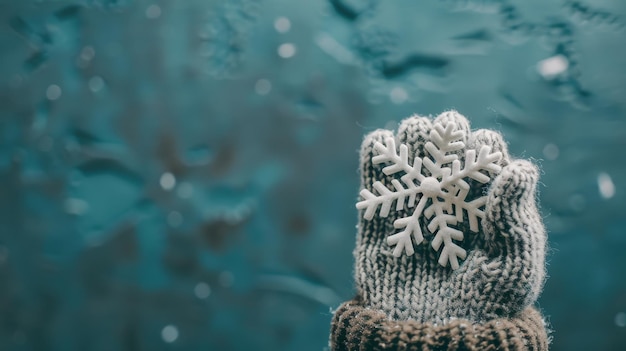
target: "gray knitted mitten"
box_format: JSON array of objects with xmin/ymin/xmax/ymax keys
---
[{"xmin": 353, "ymin": 111, "xmax": 546, "ymax": 324}]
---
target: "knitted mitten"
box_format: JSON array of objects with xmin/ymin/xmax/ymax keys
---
[{"xmin": 331, "ymin": 111, "xmax": 549, "ymax": 350}]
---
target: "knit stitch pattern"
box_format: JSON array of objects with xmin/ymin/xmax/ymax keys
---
[
  {"xmin": 331, "ymin": 111, "xmax": 549, "ymax": 350},
  {"xmin": 330, "ymin": 298, "xmax": 549, "ymax": 351}
]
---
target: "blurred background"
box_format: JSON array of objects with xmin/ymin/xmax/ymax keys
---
[{"xmin": 1, "ymin": 0, "xmax": 625, "ymax": 350}]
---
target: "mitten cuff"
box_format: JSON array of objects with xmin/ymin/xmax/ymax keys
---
[{"xmin": 330, "ymin": 298, "xmax": 550, "ymax": 351}]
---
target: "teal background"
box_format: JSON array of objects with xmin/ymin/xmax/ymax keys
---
[{"xmin": 1, "ymin": 0, "xmax": 625, "ymax": 350}]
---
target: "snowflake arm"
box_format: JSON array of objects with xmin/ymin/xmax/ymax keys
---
[
  {"xmin": 357, "ymin": 179, "xmax": 416, "ymax": 219},
  {"xmin": 373, "ymin": 137, "xmax": 425, "ymax": 184},
  {"xmin": 442, "ymin": 146, "xmax": 502, "ymax": 188},
  {"xmin": 386, "ymin": 196, "xmax": 427, "ymax": 256},
  {"xmin": 356, "ymin": 137, "xmax": 425, "ymax": 219},
  {"xmin": 428, "ymin": 199, "xmax": 466, "ymax": 269},
  {"xmin": 427, "ymin": 123, "xmax": 465, "ymax": 164},
  {"xmin": 421, "ymin": 123, "xmax": 466, "ymax": 178},
  {"xmin": 452, "ymin": 188, "xmax": 487, "ymax": 232}
]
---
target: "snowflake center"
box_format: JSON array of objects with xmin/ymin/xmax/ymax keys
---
[{"xmin": 420, "ymin": 177, "xmax": 441, "ymax": 198}]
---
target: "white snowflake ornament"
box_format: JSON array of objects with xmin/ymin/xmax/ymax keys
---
[{"xmin": 356, "ymin": 122, "xmax": 503, "ymax": 269}]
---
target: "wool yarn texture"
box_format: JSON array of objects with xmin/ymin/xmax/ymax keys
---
[{"xmin": 330, "ymin": 111, "xmax": 550, "ymax": 351}]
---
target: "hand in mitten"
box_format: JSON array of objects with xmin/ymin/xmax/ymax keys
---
[{"xmin": 331, "ymin": 111, "xmax": 549, "ymax": 350}]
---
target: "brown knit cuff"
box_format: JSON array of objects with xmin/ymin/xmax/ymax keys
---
[{"xmin": 330, "ymin": 299, "xmax": 550, "ymax": 351}]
